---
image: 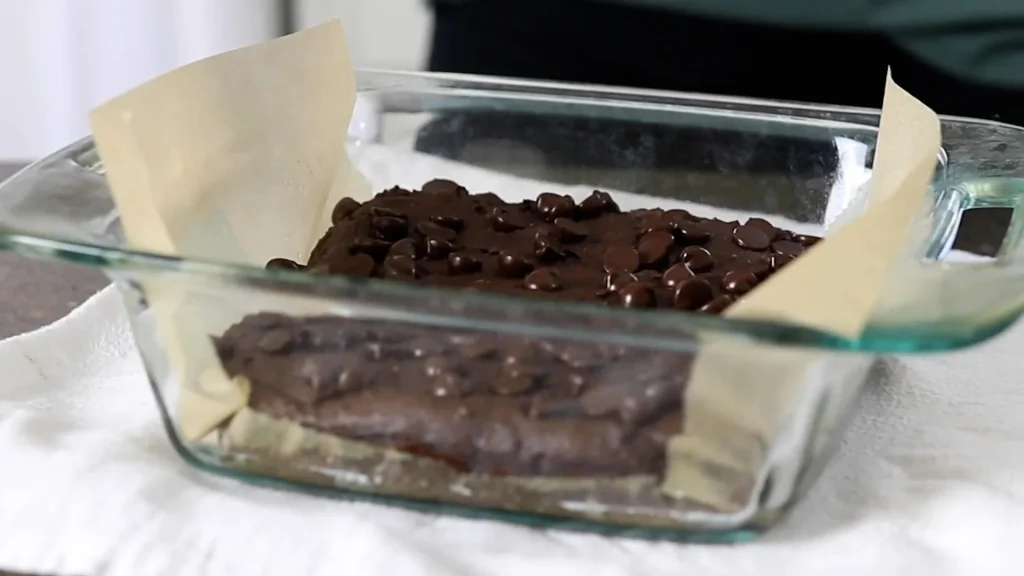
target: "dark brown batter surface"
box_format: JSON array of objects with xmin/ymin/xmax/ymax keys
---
[{"xmin": 215, "ymin": 180, "xmax": 818, "ymax": 478}]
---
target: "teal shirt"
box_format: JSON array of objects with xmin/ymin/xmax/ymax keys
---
[{"xmin": 602, "ymin": 0, "xmax": 1024, "ymax": 88}]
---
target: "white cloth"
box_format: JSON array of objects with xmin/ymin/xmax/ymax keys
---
[
  {"xmin": 1, "ymin": 147, "xmax": 1019, "ymax": 575},
  {"xmin": 4, "ymin": 268, "xmax": 1024, "ymax": 576}
]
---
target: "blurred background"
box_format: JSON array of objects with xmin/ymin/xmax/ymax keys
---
[{"xmin": 0, "ymin": 0, "xmax": 430, "ymax": 162}]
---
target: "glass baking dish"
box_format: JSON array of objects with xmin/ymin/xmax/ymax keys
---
[{"xmin": 2, "ymin": 69, "xmax": 1024, "ymax": 541}]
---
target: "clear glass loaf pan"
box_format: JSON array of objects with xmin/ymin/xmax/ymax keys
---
[{"xmin": 2, "ymin": 70, "xmax": 1024, "ymax": 542}]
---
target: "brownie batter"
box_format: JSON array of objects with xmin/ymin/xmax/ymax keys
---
[{"xmin": 215, "ymin": 180, "xmax": 817, "ymax": 478}]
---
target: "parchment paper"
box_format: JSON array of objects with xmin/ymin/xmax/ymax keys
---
[
  {"xmin": 665, "ymin": 71, "xmax": 942, "ymax": 510},
  {"xmin": 89, "ymin": 21, "xmax": 941, "ymax": 524},
  {"xmin": 90, "ymin": 21, "xmax": 371, "ymax": 442}
]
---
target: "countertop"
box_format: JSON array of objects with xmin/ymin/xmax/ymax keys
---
[{"xmin": 0, "ymin": 163, "xmax": 108, "ymax": 339}]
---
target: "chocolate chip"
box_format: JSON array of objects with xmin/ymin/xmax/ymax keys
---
[
  {"xmin": 331, "ymin": 197, "xmax": 361, "ymax": 223},
  {"xmin": 524, "ymin": 267, "xmax": 561, "ymax": 291},
  {"xmin": 666, "ymin": 209, "xmax": 694, "ymax": 224},
  {"xmin": 425, "ymin": 237, "xmax": 457, "ymax": 260},
  {"xmin": 350, "ymin": 236, "xmax": 392, "ymax": 259},
  {"xmin": 496, "ymin": 252, "xmax": 534, "ymax": 277},
  {"xmin": 700, "ymin": 295, "xmax": 736, "ymax": 314},
  {"xmin": 534, "ymin": 228, "xmax": 567, "ymax": 262},
  {"xmin": 603, "ymin": 246, "xmax": 640, "ymax": 274},
  {"xmin": 535, "ymin": 192, "xmax": 576, "ymax": 221},
  {"xmin": 416, "ymin": 221, "xmax": 457, "ymax": 241},
  {"xmin": 732, "ymin": 225, "xmax": 771, "ymax": 251},
  {"xmin": 371, "ymin": 206, "xmax": 405, "ymax": 219},
  {"xmin": 675, "ymin": 222, "xmax": 710, "ymax": 244},
  {"xmin": 447, "ymin": 252, "xmax": 482, "ymax": 274},
  {"xmin": 554, "ymin": 218, "xmax": 587, "ymax": 242},
  {"xmin": 772, "ymin": 240, "xmax": 805, "ymax": 257},
  {"xmin": 617, "ymin": 282, "xmax": 655, "ymax": 308},
  {"xmin": 606, "ymin": 272, "xmax": 638, "ymax": 292},
  {"xmin": 673, "ymin": 278, "xmax": 714, "ymax": 310},
  {"xmin": 372, "ymin": 216, "xmax": 409, "ymax": 240},
  {"xmin": 329, "ymin": 253, "xmax": 376, "ymax": 277},
  {"xmin": 637, "ymin": 230, "xmax": 674, "ymax": 267},
  {"xmin": 430, "ymin": 214, "xmax": 464, "ymax": 231},
  {"xmin": 421, "ymin": 178, "xmax": 465, "ymax": 195},
  {"xmin": 662, "ymin": 263, "xmax": 695, "ymax": 287},
  {"xmin": 577, "ymin": 190, "xmax": 619, "ymax": 218},
  {"xmin": 745, "ymin": 218, "xmax": 777, "ymax": 240},
  {"xmin": 266, "ymin": 258, "xmax": 302, "ymax": 271},
  {"xmin": 680, "ymin": 246, "xmax": 714, "ymax": 272},
  {"xmin": 722, "ymin": 269, "xmax": 758, "ymax": 295},
  {"xmin": 257, "ymin": 329, "xmax": 293, "ymax": 353},
  {"xmin": 388, "ymin": 238, "xmax": 421, "ymax": 259},
  {"xmin": 490, "ymin": 207, "xmax": 527, "ymax": 232},
  {"xmin": 794, "ymin": 234, "xmax": 821, "ymax": 247},
  {"xmin": 382, "ymin": 255, "xmax": 423, "ymax": 278}
]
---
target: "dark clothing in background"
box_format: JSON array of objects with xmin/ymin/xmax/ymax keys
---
[{"xmin": 428, "ymin": 0, "xmax": 1024, "ymax": 126}]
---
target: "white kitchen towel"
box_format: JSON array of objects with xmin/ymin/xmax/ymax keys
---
[
  {"xmin": 4, "ymin": 264, "xmax": 1024, "ymax": 576},
  {"xmin": 1, "ymin": 146, "xmax": 1020, "ymax": 575}
]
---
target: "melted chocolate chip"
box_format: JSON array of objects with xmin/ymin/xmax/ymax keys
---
[
  {"xmin": 772, "ymin": 240, "xmax": 805, "ymax": 257},
  {"xmin": 577, "ymin": 190, "xmax": 619, "ymax": 218},
  {"xmin": 603, "ymin": 246, "xmax": 640, "ymax": 274},
  {"xmin": 662, "ymin": 263, "xmax": 695, "ymax": 287},
  {"xmin": 554, "ymin": 218, "xmax": 588, "ymax": 242},
  {"xmin": 524, "ymin": 267, "xmax": 561, "ymax": 291},
  {"xmin": 267, "ymin": 258, "xmax": 302, "ymax": 271},
  {"xmin": 430, "ymin": 214, "xmax": 464, "ymax": 231},
  {"xmin": 722, "ymin": 269, "xmax": 758, "ymax": 295},
  {"xmin": 497, "ymin": 252, "xmax": 534, "ymax": 277},
  {"xmin": 535, "ymin": 193, "xmax": 576, "ymax": 221},
  {"xmin": 331, "ymin": 197, "xmax": 361, "ymax": 223},
  {"xmin": 382, "ymin": 255, "xmax": 423, "ymax": 278},
  {"xmin": 680, "ymin": 246, "xmax": 714, "ymax": 272},
  {"xmin": 490, "ymin": 207, "xmax": 527, "ymax": 232},
  {"xmin": 637, "ymin": 230, "xmax": 674, "ymax": 267},
  {"xmin": 673, "ymin": 278, "xmax": 714, "ymax": 310},
  {"xmin": 372, "ymin": 216, "xmax": 408, "ymax": 240},
  {"xmin": 617, "ymin": 282, "xmax": 655, "ymax": 308},
  {"xmin": 388, "ymin": 238, "xmax": 421, "ymax": 259},
  {"xmin": 447, "ymin": 252, "xmax": 483, "ymax": 275},
  {"xmin": 732, "ymin": 225, "xmax": 771, "ymax": 251}
]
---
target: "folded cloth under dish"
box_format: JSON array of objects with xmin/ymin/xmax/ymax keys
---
[{"xmin": 1, "ymin": 149, "xmax": 1019, "ymax": 576}]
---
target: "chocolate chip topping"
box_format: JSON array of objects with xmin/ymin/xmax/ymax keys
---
[
  {"xmin": 266, "ymin": 258, "xmax": 303, "ymax": 271},
  {"xmin": 288, "ymin": 181, "xmax": 812, "ymax": 314}
]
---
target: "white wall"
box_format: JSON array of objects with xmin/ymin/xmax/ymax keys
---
[
  {"xmin": 0, "ymin": 0, "xmax": 280, "ymax": 161},
  {"xmin": 296, "ymin": 0, "xmax": 432, "ymax": 70}
]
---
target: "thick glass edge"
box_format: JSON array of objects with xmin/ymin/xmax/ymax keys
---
[{"xmin": 2, "ymin": 69, "xmax": 1022, "ymax": 352}]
